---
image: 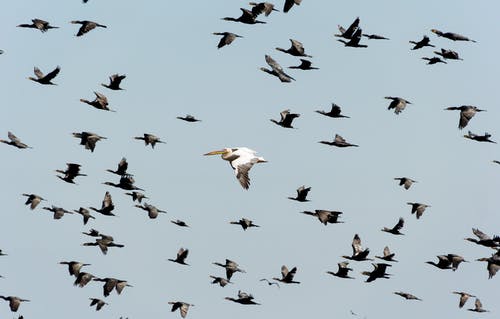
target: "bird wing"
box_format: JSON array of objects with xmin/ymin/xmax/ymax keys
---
[
  {"xmin": 44, "ymin": 66, "xmax": 60, "ymax": 81},
  {"xmin": 383, "ymin": 246, "xmax": 391, "ymax": 257},
  {"xmin": 334, "ymin": 134, "xmax": 346, "ymax": 143},
  {"xmin": 283, "ymin": 113, "xmax": 299, "ymax": 127},
  {"xmin": 290, "ymin": 39, "xmax": 305, "ymax": 54},
  {"xmin": 344, "ymin": 17, "xmax": 360, "ymax": 38},
  {"xmin": 459, "ymin": 294, "xmax": 469, "ymax": 308},
  {"xmin": 459, "ymin": 110, "xmax": 474, "ymax": 129},
  {"xmin": 102, "ymin": 191, "xmax": 113, "ymax": 210},
  {"xmin": 352, "ymin": 234, "xmax": 362, "ymax": 255},
  {"xmin": 472, "ymin": 228, "xmax": 490, "ymax": 240},
  {"xmin": 94, "ymin": 92, "xmax": 108, "ymax": 104},
  {"xmin": 179, "ymin": 248, "xmax": 189, "ymax": 260},
  {"xmin": 475, "ymin": 298, "xmax": 482, "ymax": 310},
  {"xmin": 180, "ymin": 303, "xmax": 189, "ymax": 318},
  {"xmin": 8, "ymin": 131, "xmax": 20, "ymax": 143},
  {"xmin": 33, "ymin": 67, "xmax": 44, "ymax": 79},
  {"xmin": 265, "ymin": 55, "xmax": 283, "ymax": 72},
  {"xmin": 281, "ymin": 265, "xmax": 289, "ymax": 278},
  {"xmin": 394, "ymin": 218, "xmax": 404, "ymax": 231},
  {"xmin": 117, "ymin": 158, "xmax": 128, "ymax": 175},
  {"xmin": 78, "ymin": 22, "xmax": 97, "ymax": 36},
  {"xmin": 234, "ymin": 162, "xmax": 253, "ymax": 189}
]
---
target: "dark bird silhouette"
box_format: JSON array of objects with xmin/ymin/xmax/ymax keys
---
[
  {"xmin": 261, "ymin": 54, "xmax": 295, "ymax": 82},
  {"xmin": 468, "ymin": 299, "xmax": 489, "ymax": 313},
  {"xmin": 17, "ymin": 19, "xmax": 58, "ymax": 32},
  {"xmin": 80, "ymin": 92, "xmax": 115, "ymax": 112},
  {"xmin": 375, "ymin": 246, "xmax": 397, "ymax": 262},
  {"xmin": 381, "ymin": 217, "xmax": 404, "ymax": 235},
  {"xmin": 338, "ymin": 28, "xmax": 367, "ymax": 48},
  {"xmin": 22, "ymin": 193, "xmax": 45, "ymax": 209},
  {"xmin": 56, "ymin": 163, "xmax": 86, "ymax": 184},
  {"xmin": 72, "ymin": 131, "xmax": 107, "ymax": 152},
  {"xmin": 385, "ymin": 96, "xmax": 412, "ymax": 115},
  {"xmin": 134, "ymin": 133, "xmax": 165, "ymax": 148},
  {"xmin": 213, "ymin": 32, "xmax": 243, "ymax": 49},
  {"xmin": 361, "ymin": 263, "xmax": 392, "ymax": 282},
  {"xmin": 74, "ymin": 271, "xmax": 96, "ymax": 287},
  {"xmin": 89, "ymin": 298, "xmax": 108, "ymax": 311},
  {"xmin": 222, "ymin": 8, "xmax": 265, "ymax": 24},
  {"xmin": 125, "ymin": 191, "xmax": 148, "ymax": 203},
  {"xmin": 171, "ymin": 219, "xmax": 189, "ymax": 227},
  {"xmin": 362, "ymin": 33, "xmax": 389, "ymax": 40},
  {"xmin": 101, "ymin": 74, "xmax": 126, "ymax": 90},
  {"xmin": 104, "ymin": 175, "xmax": 144, "ymax": 191},
  {"xmin": 28, "ymin": 66, "xmax": 60, "ymax": 85},
  {"xmin": 426, "ymin": 254, "xmax": 468, "ymax": 271},
  {"xmin": 452, "ymin": 291, "xmax": 476, "ymax": 308},
  {"xmin": 319, "ymin": 134, "xmax": 358, "ymax": 147},
  {"xmin": 0, "ymin": 250, "xmax": 7, "ymax": 256},
  {"xmin": 272, "ymin": 265, "xmax": 300, "ymax": 284},
  {"xmin": 106, "ymin": 157, "xmax": 129, "ymax": 176},
  {"xmin": 270, "ymin": 109, "xmax": 300, "ymax": 128},
  {"xmin": 431, "ymin": 29, "xmax": 476, "ymax": 42},
  {"xmin": 445, "ymin": 105, "xmax": 485, "ymax": 129},
  {"xmin": 0, "ymin": 132, "xmax": 31, "ymax": 149},
  {"xmin": 394, "ymin": 177, "xmax": 417, "ymax": 190},
  {"xmin": 343, "ymin": 234, "xmax": 372, "ymax": 261},
  {"xmin": 230, "ymin": 218, "xmax": 260, "ymax": 230},
  {"xmin": 168, "ymin": 248, "xmax": 189, "ymax": 265},
  {"xmin": 249, "ymin": 2, "xmax": 279, "ymax": 16},
  {"xmin": 42, "ymin": 205, "xmax": 74, "ymax": 220},
  {"xmin": 276, "ymin": 39, "xmax": 312, "ymax": 57},
  {"xmin": 177, "ymin": 114, "xmax": 201, "ymax": 122},
  {"xmin": 93, "ymin": 277, "xmax": 132, "ymax": 297},
  {"xmin": 73, "ymin": 207, "xmax": 96, "ymax": 225},
  {"xmin": 288, "ymin": 185, "xmax": 311, "ymax": 202},
  {"xmin": 476, "ymin": 250, "xmax": 500, "ymax": 279},
  {"xmin": 464, "ymin": 131, "xmax": 496, "ymax": 143},
  {"xmin": 394, "ymin": 292, "xmax": 422, "ymax": 301},
  {"xmin": 225, "ymin": 291, "xmax": 260, "ymax": 305},
  {"xmin": 465, "ymin": 228, "xmax": 500, "ymax": 248},
  {"xmin": 409, "ymin": 35, "xmax": 434, "ymax": 50},
  {"xmin": 434, "ymin": 48, "xmax": 463, "ymax": 60},
  {"xmin": 0, "ymin": 296, "xmax": 30, "ymax": 312},
  {"xmin": 301, "ymin": 210, "xmax": 343, "ymax": 225},
  {"xmin": 407, "ymin": 202, "xmax": 430, "ymax": 219},
  {"xmin": 90, "ymin": 191, "xmax": 115, "ymax": 216},
  {"xmin": 213, "ymin": 259, "xmax": 246, "ymax": 280},
  {"xmin": 316, "ymin": 103, "xmax": 349, "ymax": 118},
  {"xmin": 135, "ymin": 203, "xmax": 167, "ymax": 219},
  {"xmin": 422, "ymin": 57, "xmax": 447, "ymax": 65},
  {"xmin": 71, "ymin": 20, "xmax": 107, "ymax": 36},
  {"xmin": 59, "ymin": 261, "xmax": 91, "ymax": 277},
  {"xmin": 83, "ymin": 236, "xmax": 124, "ymax": 255},
  {"xmin": 260, "ymin": 278, "xmax": 280, "ymax": 287},
  {"xmin": 335, "ymin": 17, "xmax": 360, "ymax": 39},
  {"xmin": 210, "ymin": 275, "xmax": 232, "ymax": 287},
  {"xmin": 283, "ymin": 0, "xmax": 301, "ymax": 13},
  {"xmin": 326, "ymin": 261, "xmax": 354, "ymax": 279},
  {"xmin": 169, "ymin": 301, "xmax": 193, "ymax": 318},
  {"xmin": 288, "ymin": 59, "xmax": 318, "ymax": 70}
]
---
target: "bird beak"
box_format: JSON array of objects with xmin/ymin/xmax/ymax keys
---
[{"xmin": 204, "ymin": 149, "xmax": 226, "ymax": 156}]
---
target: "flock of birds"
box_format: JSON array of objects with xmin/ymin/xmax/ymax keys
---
[{"xmin": 1, "ymin": 1, "xmax": 499, "ymax": 318}]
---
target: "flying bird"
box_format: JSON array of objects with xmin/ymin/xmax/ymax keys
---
[
  {"xmin": 326, "ymin": 261, "xmax": 354, "ymax": 279},
  {"xmin": 222, "ymin": 8, "xmax": 265, "ymax": 24},
  {"xmin": 316, "ymin": 103, "xmax": 349, "ymax": 118},
  {"xmin": 273, "ymin": 265, "xmax": 300, "ymax": 284},
  {"xmin": 42, "ymin": 205, "xmax": 74, "ymax": 220},
  {"xmin": 422, "ymin": 57, "xmax": 447, "ymax": 65},
  {"xmin": 229, "ymin": 218, "xmax": 260, "ymax": 230},
  {"xmin": 335, "ymin": 17, "xmax": 360, "ymax": 39},
  {"xmin": 169, "ymin": 301, "xmax": 194, "ymax": 318},
  {"xmin": 283, "ymin": 0, "xmax": 301, "ymax": 13},
  {"xmin": 288, "ymin": 185, "xmax": 311, "ymax": 202},
  {"xmin": 361, "ymin": 263, "xmax": 392, "ymax": 282},
  {"xmin": 177, "ymin": 115, "xmax": 201, "ymax": 122},
  {"xmin": 0, "ymin": 296, "xmax": 30, "ymax": 312},
  {"xmin": 72, "ymin": 131, "xmax": 107, "ymax": 152},
  {"xmin": 362, "ymin": 33, "xmax": 389, "ymax": 40},
  {"xmin": 394, "ymin": 292, "xmax": 422, "ymax": 301},
  {"xmin": 171, "ymin": 219, "xmax": 189, "ymax": 227},
  {"xmin": 276, "ymin": 39, "xmax": 312, "ymax": 57},
  {"xmin": 71, "ymin": 20, "xmax": 107, "ymax": 36},
  {"xmin": 434, "ymin": 48, "xmax": 463, "ymax": 60},
  {"xmin": 452, "ymin": 291, "xmax": 476, "ymax": 308},
  {"xmin": 343, "ymin": 234, "xmax": 372, "ymax": 261},
  {"xmin": 22, "ymin": 193, "xmax": 45, "ymax": 209},
  {"xmin": 288, "ymin": 59, "xmax": 318, "ymax": 70},
  {"xmin": 213, "ymin": 32, "xmax": 243, "ymax": 49},
  {"xmin": 103, "ymin": 174, "xmax": 144, "ymax": 191},
  {"xmin": 468, "ymin": 299, "xmax": 489, "ymax": 313},
  {"xmin": 476, "ymin": 250, "xmax": 500, "ymax": 279},
  {"xmin": 426, "ymin": 254, "xmax": 468, "ymax": 271},
  {"xmin": 0, "ymin": 132, "xmax": 31, "ymax": 149},
  {"xmin": 55, "ymin": 163, "xmax": 86, "ymax": 184},
  {"xmin": 261, "ymin": 55, "xmax": 295, "ymax": 82},
  {"xmin": 106, "ymin": 157, "xmax": 130, "ymax": 176},
  {"xmin": 381, "ymin": 217, "xmax": 404, "ymax": 235},
  {"xmin": 101, "ymin": 74, "xmax": 126, "ymax": 90},
  {"xmin": 73, "ymin": 207, "xmax": 96, "ymax": 225},
  {"xmin": 464, "ymin": 131, "xmax": 496, "ymax": 143},
  {"xmin": 301, "ymin": 210, "xmax": 343, "ymax": 225},
  {"xmin": 89, "ymin": 298, "xmax": 108, "ymax": 311},
  {"xmin": 210, "ymin": 276, "xmax": 232, "ymax": 287},
  {"xmin": 445, "ymin": 105, "xmax": 485, "ymax": 129},
  {"xmin": 135, "ymin": 203, "xmax": 167, "ymax": 219},
  {"xmin": 80, "ymin": 92, "xmax": 114, "ymax": 112},
  {"xmin": 74, "ymin": 272, "xmax": 96, "ymax": 287},
  {"xmin": 337, "ymin": 28, "xmax": 367, "ymax": 48},
  {"xmin": 249, "ymin": 2, "xmax": 279, "ymax": 16},
  {"xmin": 270, "ymin": 109, "xmax": 300, "ymax": 128},
  {"xmin": 17, "ymin": 19, "xmax": 58, "ymax": 32},
  {"xmin": 385, "ymin": 96, "xmax": 412, "ymax": 114},
  {"xmin": 465, "ymin": 228, "xmax": 500, "ymax": 248},
  {"xmin": 213, "ymin": 259, "xmax": 246, "ymax": 280},
  {"xmin": 90, "ymin": 191, "xmax": 115, "ymax": 216},
  {"xmin": 394, "ymin": 177, "xmax": 417, "ymax": 190},
  {"xmin": 409, "ymin": 35, "xmax": 434, "ymax": 50},
  {"xmin": 125, "ymin": 191, "xmax": 148, "ymax": 203},
  {"xmin": 204, "ymin": 147, "xmax": 267, "ymax": 189},
  {"xmin": 407, "ymin": 202, "xmax": 430, "ymax": 219},
  {"xmin": 225, "ymin": 291, "xmax": 260, "ymax": 305},
  {"xmin": 375, "ymin": 246, "xmax": 397, "ymax": 262},
  {"xmin": 431, "ymin": 29, "xmax": 476, "ymax": 42},
  {"xmin": 59, "ymin": 261, "xmax": 91, "ymax": 277},
  {"xmin": 168, "ymin": 248, "xmax": 189, "ymax": 265},
  {"xmin": 28, "ymin": 66, "xmax": 60, "ymax": 85},
  {"xmin": 134, "ymin": 133, "xmax": 165, "ymax": 148},
  {"xmin": 319, "ymin": 134, "xmax": 358, "ymax": 147}
]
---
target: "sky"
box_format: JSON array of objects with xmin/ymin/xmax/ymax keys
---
[{"xmin": 1, "ymin": 0, "xmax": 499, "ymax": 318}]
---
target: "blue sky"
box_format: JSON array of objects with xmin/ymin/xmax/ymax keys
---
[{"xmin": 1, "ymin": 1, "xmax": 499, "ymax": 318}]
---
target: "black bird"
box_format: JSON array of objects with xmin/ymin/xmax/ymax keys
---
[
  {"xmin": 249, "ymin": 2, "xmax": 279, "ymax": 16},
  {"xmin": 338, "ymin": 28, "xmax": 367, "ymax": 48},
  {"xmin": 361, "ymin": 263, "xmax": 392, "ymax": 282},
  {"xmin": 434, "ymin": 48, "xmax": 462, "ymax": 60},
  {"xmin": 283, "ymin": 0, "xmax": 301, "ymax": 13},
  {"xmin": 0, "ymin": 250, "xmax": 6, "ymax": 256},
  {"xmin": 17, "ymin": 19, "xmax": 58, "ymax": 32},
  {"xmin": 0, "ymin": 296, "xmax": 30, "ymax": 312},
  {"xmin": 80, "ymin": 92, "xmax": 115, "ymax": 112},
  {"xmin": 316, "ymin": 103, "xmax": 349, "ymax": 118},
  {"xmin": 381, "ymin": 217, "xmax": 404, "ymax": 235},
  {"xmin": 168, "ymin": 248, "xmax": 189, "ymax": 265},
  {"xmin": 210, "ymin": 275, "xmax": 232, "ymax": 287},
  {"xmin": 134, "ymin": 133, "xmax": 165, "ymax": 148},
  {"xmin": 426, "ymin": 254, "xmax": 468, "ymax": 271},
  {"xmin": 229, "ymin": 218, "xmax": 260, "ymax": 230},
  {"xmin": 288, "ymin": 185, "xmax": 311, "ymax": 202},
  {"xmin": 59, "ymin": 261, "xmax": 91, "ymax": 277},
  {"xmin": 276, "ymin": 39, "xmax": 312, "ymax": 57},
  {"xmin": 73, "ymin": 207, "xmax": 96, "ymax": 225},
  {"xmin": 385, "ymin": 96, "xmax": 412, "ymax": 115},
  {"xmin": 272, "ymin": 265, "xmax": 300, "ymax": 284},
  {"xmin": 445, "ymin": 105, "xmax": 485, "ymax": 129},
  {"xmin": 28, "ymin": 66, "xmax": 60, "ymax": 85},
  {"xmin": 335, "ymin": 17, "xmax": 360, "ymax": 39},
  {"xmin": 125, "ymin": 191, "xmax": 148, "ymax": 203},
  {"xmin": 0, "ymin": 132, "xmax": 31, "ymax": 149},
  {"xmin": 213, "ymin": 259, "xmax": 246, "ymax": 280},
  {"xmin": 343, "ymin": 234, "xmax": 372, "ymax": 261},
  {"xmin": 89, "ymin": 298, "xmax": 108, "ymax": 311},
  {"xmin": 476, "ymin": 250, "xmax": 500, "ymax": 279},
  {"xmin": 394, "ymin": 292, "xmax": 422, "ymax": 301},
  {"xmin": 90, "ymin": 191, "xmax": 115, "ymax": 216},
  {"xmin": 288, "ymin": 59, "xmax": 318, "ymax": 70},
  {"xmin": 56, "ymin": 163, "xmax": 86, "ymax": 184},
  {"xmin": 409, "ymin": 35, "xmax": 434, "ymax": 50},
  {"xmin": 422, "ymin": 56, "xmax": 447, "ymax": 65},
  {"xmin": 104, "ymin": 175, "xmax": 144, "ymax": 191},
  {"xmin": 72, "ymin": 131, "xmax": 107, "ymax": 152},
  {"xmin": 261, "ymin": 55, "xmax": 295, "ymax": 82},
  {"xmin": 319, "ymin": 134, "xmax": 358, "ymax": 147},
  {"xmin": 270, "ymin": 109, "xmax": 300, "ymax": 128},
  {"xmin": 22, "ymin": 193, "xmax": 45, "ymax": 209},
  {"xmin": 362, "ymin": 33, "xmax": 389, "ymax": 40},
  {"xmin": 171, "ymin": 219, "xmax": 189, "ymax": 227},
  {"xmin": 259, "ymin": 278, "xmax": 280, "ymax": 287},
  {"xmin": 71, "ymin": 20, "xmax": 107, "ymax": 36},
  {"xmin": 222, "ymin": 8, "xmax": 265, "ymax": 24},
  {"xmin": 106, "ymin": 157, "xmax": 129, "ymax": 176},
  {"xmin": 225, "ymin": 291, "xmax": 260, "ymax": 305},
  {"xmin": 213, "ymin": 32, "xmax": 243, "ymax": 49},
  {"xmin": 135, "ymin": 203, "xmax": 167, "ymax": 219},
  {"xmin": 326, "ymin": 261, "xmax": 354, "ymax": 279},
  {"xmin": 464, "ymin": 131, "xmax": 496, "ymax": 143},
  {"xmin": 74, "ymin": 272, "xmax": 96, "ymax": 287},
  {"xmin": 101, "ymin": 74, "xmax": 126, "ymax": 90},
  {"xmin": 394, "ymin": 177, "xmax": 417, "ymax": 190},
  {"xmin": 42, "ymin": 205, "xmax": 73, "ymax": 220},
  {"xmin": 83, "ymin": 236, "xmax": 124, "ymax": 255},
  {"xmin": 375, "ymin": 246, "xmax": 398, "ymax": 262},
  {"xmin": 177, "ymin": 115, "xmax": 201, "ymax": 122},
  {"xmin": 465, "ymin": 228, "xmax": 500, "ymax": 248},
  {"xmin": 169, "ymin": 301, "xmax": 194, "ymax": 318},
  {"xmin": 301, "ymin": 210, "xmax": 343, "ymax": 225},
  {"xmin": 431, "ymin": 29, "xmax": 476, "ymax": 42},
  {"xmin": 468, "ymin": 299, "xmax": 489, "ymax": 313},
  {"xmin": 407, "ymin": 202, "xmax": 430, "ymax": 219}
]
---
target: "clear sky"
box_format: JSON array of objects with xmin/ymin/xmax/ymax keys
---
[{"xmin": 1, "ymin": 1, "xmax": 499, "ymax": 318}]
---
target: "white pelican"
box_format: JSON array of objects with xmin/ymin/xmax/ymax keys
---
[{"xmin": 204, "ymin": 147, "xmax": 266, "ymax": 189}]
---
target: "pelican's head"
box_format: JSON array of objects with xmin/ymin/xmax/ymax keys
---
[{"xmin": 204, "ymin": 148, "xmax": 230, "ymax": 156}]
